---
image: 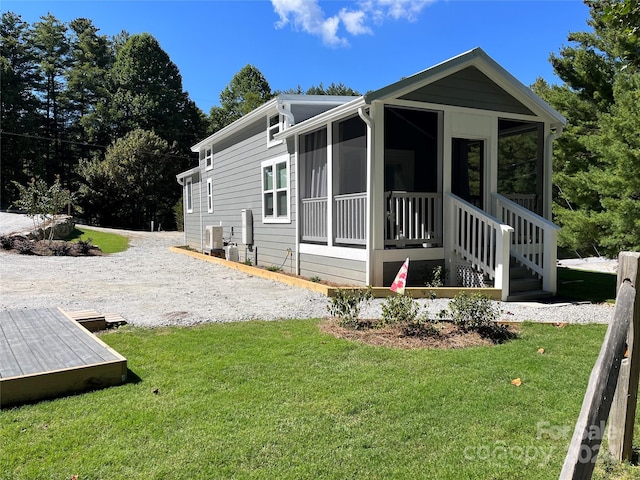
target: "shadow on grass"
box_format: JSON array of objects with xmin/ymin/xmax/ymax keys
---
[{"xmin": 557, "ymin": 267, "xmax": 617, "ymax": 303}]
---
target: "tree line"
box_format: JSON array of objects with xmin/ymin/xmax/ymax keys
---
[
  {"xmin": 3, "ymin": 2, "xmax": 639, "ymax": 257},
  {"xmin": 533, "ymin": 0, "xmax": 640, "ymax": 257},
  {"xmin": 1, "ymin": 12, "xmax": 358, "ymax": 230}
]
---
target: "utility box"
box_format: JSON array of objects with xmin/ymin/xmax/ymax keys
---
[
  {"xmin": 225, "ymin": 245, "xmax": 239, "ymax": 262},
  {"xmin": 205, "ymin": 225, "xmax": 223, "ymax": 250},
  {"xmin": 241, "ymin": 209, "xmax": 253, "ymax": 245}
]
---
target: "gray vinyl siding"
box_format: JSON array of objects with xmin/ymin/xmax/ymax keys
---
[
  {"xmin": 199, "ymin": 117, "xmax": 297, "ymax": 268},
  {"xmin": 400, "ymin": 66, "xmax": 534, "ymax": 116},
  {"xmin": 299, "ymin": 253, "xmax": 366, "ymax": 286}
]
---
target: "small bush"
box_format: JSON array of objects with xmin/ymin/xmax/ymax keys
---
[
  {"xmin": 243, "ymin": 259, "xmax": 253, "ymax": 266},
  {"xmin": 0, "ymin": 235, "xmax": 14, "ymax": 250},
  {"xmin": 309, "ymin": 276, "xmax": 322, "ymax": 283},
  {"xmin": 327, "ymin": 287, "xmax": 373, "ymax": 329},
  {"xmin": 16, "ymin": 239, "xmax": 35, "ymax": 255},
  {"xmin": 447, "ymin": 292, "xmax": 514, "ymax": 343},
  {"xmin": 267, "ymin": 265, "xmax": 282, "ymax": 272},
  {"xmin": 448, "ymin": 292, "xmax": 499, "ymax": 331},
  {"xmin": 424, "ymin": 265, "xmax": 446, "ymax": 287},
  {"xmin": 75, "ymin": 238, "xmax": 93, "ymax": 255},
  {"xmin": 380, "ymin": 294, "xmax": 420, "ymax": 327},
  {"xmin": 50, "ymin": 241, "xmax": 71, "ymax": 256}
]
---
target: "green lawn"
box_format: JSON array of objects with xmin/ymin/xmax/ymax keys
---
[
  {"xmin": 557, "ymin": 267, "xmax": 617, "ymax": 304},
  {"xmin": 64, "ymin": 227, "xmax": 129, "ymax": 254},
  {"xmin": 3, "ymin": 320, "xmax": 636, "ymax": 479}
]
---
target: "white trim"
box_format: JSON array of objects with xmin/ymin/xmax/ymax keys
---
[
  {"xmin": 206, "ymin": 177, "xmax": 213, "ymax": 213},
  {"xmin": 185, "ymin": 177, "xmax": 193, "ymax": 214},
  {"xmin": 204, "ymin": 146, "xmax": 213, "ymax": 171},
  {"xmin": 261, "ymin": 154, "xmax": 291, "ymax": 224},
  {"xmin": 267, "ymin": 113, "xmax": 284, "ymax": 148},
  {"xmin": 300, "ymin": 243, "xmax": 367, "ymax": 262}
]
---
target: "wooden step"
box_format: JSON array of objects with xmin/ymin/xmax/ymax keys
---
[
  {"xmin": 62, "ymin": 310, "xmax": 106, "ymax": 332},
  {"xmin": 103, "ymin": 313, "xmax": 128, "ymax": 328}
]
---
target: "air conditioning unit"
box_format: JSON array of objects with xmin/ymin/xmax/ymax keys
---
[{"xmin": 205, "ymin": 225, "xmax": 223, "ymax": 250}]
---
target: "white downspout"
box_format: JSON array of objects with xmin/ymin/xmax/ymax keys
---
[
  {"xmin": 277, "ymin": 103, "xmax": 295, "ymax": 127},
  {"xmin": 358, "ymin": 106, "xmax": 374, "ymax": 286}
]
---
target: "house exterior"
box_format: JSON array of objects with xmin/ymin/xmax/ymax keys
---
[{"xmin": 177, "ymin": 48, "xmax": 566, "ymax": 301}]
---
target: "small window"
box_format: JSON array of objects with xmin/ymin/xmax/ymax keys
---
[
  {"xmin": 203, "ymin": 146, "xmax": 213, "ymax": 170},
  {"xmin": 267, "ymin": 114, "xmax": 283, "ymax": 147},
  {"xmin": 206, "ymin": 178, "xmax": 213, "ymax": 213},
  {"xmin": 185, "ymin": 178, "xmax": 193, "ymax": 214},
  {"xmin": 261, "ymin": 155, "xmax": 290, "ymax": 223}
]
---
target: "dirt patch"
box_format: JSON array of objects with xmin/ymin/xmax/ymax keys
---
[{"xmin": 319, "ymin": 318, "xmax": 520, "ymax": 350}]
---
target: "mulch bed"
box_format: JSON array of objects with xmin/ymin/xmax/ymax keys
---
[{"xmin": 319, "ymin": 318, "xmax": 520, "ymax": 350}]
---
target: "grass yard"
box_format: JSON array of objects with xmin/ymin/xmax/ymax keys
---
[
  {"xmin": 557, "ymin": 267, "xmax": 617, "ymax": 304},
  {"xmin": 3, "ymin": 319, "xmax": 637, "ymax": 479},
  {"xmin": 64, "ymin": 227, "xmax": 129, "ymax": 254}
]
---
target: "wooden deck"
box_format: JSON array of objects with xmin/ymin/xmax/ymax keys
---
[{"xmin": 0, "ymin": 308, "xmax": 127, "ymax": 407}]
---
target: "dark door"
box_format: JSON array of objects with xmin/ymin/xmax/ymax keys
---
[{"xmin": 452, "ymin": 138, "xmax": 485, "ymax": 209}]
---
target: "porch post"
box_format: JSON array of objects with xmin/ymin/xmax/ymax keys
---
[
  {"xmin": 495, "ymin": 224, "xmax": 512, "ymax": 301},
  {"xmin": 358, "ymin": 106, "xmax": 374, "ymax": 286},
  {"xmin": 542, "ymin": 225, "xmax": 558, "ymax": 295},
  {"xmin": 326, "ymin": 124, "xmax": 334, "ymax": 247}
]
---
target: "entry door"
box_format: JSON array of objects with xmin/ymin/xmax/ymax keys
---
[{"xmin": 451, "ymin": 138, "xmax": 485, "ymax": 210}]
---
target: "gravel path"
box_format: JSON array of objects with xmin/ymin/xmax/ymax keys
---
[{"xmin": 0, "ymin": 221, "xmax": 615, "ymax": 327}]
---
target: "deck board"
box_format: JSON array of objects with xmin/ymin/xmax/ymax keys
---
[{"xmin": 0, "ymin": 308, "xmax": 127, "ymax": 407}]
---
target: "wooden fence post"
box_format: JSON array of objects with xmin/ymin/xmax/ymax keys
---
[{"xmin": 608, "ymin": 252, "xmax": 640, "ymax": 461}]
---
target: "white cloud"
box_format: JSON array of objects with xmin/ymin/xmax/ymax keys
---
[
  {"xmin": 271, "ymin": 0, "xmax": 434, "ymax": 47},
  {"xmin": 339, "ymin": 9, "xmax": 372, "ymax": 36},
  {"xmin": 272, "ymin": 0, "xmax": 348, "ymax": 47}
]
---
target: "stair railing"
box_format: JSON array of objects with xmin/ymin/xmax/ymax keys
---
[
  {"xmin": 494, "ymin": 194, "xmax": 560, "ymax": 295},
  {"xmin": 446, "ymin": 193, "xmax": 513, "ymax": 300}
]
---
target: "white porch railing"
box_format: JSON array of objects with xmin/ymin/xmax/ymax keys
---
[
  {"xmin": 503, "ymin": 193, "xmax": 538, "ymax": 214},
  {"xmin": 495, "ymin": 193, "xmax": 560, "ymax": 294},
  {"xmin": 301, "ymin": 197, "xmax": 327, "ymax": 243},
  {"xmin": 385, "ymin": 192, "xmax": 442, "ymax": 247},
  {"xmin": 447, "ymin": 193, "xmax": 513, "ymax": 299},
  {"xmin": 335, "ymin": 193, "xmax": 366, "ymax": 245}
]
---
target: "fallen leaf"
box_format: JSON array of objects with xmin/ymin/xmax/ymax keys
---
[
  {"xmin": 511, "ymin": 378, "xmax": 522, "ymax": 387},
  {"xmin": 537, "ymin": 348, "xmax": 545, "ymax": 354}
]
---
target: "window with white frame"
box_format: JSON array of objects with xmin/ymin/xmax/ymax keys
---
[
  {"xmin": 185, "ymin": 178, "xmax": 193, "ymax": 213},
  {"xmin": 261, "ymin": 155, "xmax": 290, "ymax": 223},
  {"xmin": 267, "ymin": 113, "xmax": 284, "ymax": 147},
  {"xmin": 206, "ymin": 178, "xmax": 213, "ymax": 213},
  {"xmin": 201, "ymin": 146, "xmax": 213, "ymax": 170}
]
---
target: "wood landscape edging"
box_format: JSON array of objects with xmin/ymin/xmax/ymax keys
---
[{"xmin": 169, "ymin": 247, "xmax": 502, "ymax": 300}]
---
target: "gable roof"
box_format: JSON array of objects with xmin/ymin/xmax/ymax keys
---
[{"xmin": 365, "ymin": 47, "xmax": 566, "ymax": 126}]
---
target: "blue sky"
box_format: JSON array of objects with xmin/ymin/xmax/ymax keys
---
[{"xmin": 5, "ymin": 1, "xmax": 591, "ymax": 114}]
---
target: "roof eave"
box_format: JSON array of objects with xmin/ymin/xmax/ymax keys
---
[{"xmin": 274, "ymin": 96, "xmax": 367, "ymax": 140}]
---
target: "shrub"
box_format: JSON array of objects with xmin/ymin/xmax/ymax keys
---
[
  {"xmin": 327, "ymin": 287, "xmax": 373, "ymax": 329},
  {"xmin": 75, "ymin": 239, "xmax": 93, "ymax": 255},
  {"xmin": 0, "ymin": 235, "xmax": 14, "ymax": 250},
  {"xmin": 424, "ymin": 265, "xmax": 446, "ymax": 287},
  {"xmin": 448, "ymin": 292, "xmax": 500, "ymax": 331},
  {"xmin": 243, "ymin": 259, "xmax": 253, "ymax": 266},
  {"xmin": 50, "ymin": 241, "xmax": 71, "ymax": 256},
  {"xmin": 447, "ymin": 292, "xmax": 514, "ymax": 343},
  {"xmin": 15, "ymin": 240, "xmax": 35, "ymax": 255},
  {"xmin": 309, "ymin": 276, "xmax": 322, "ymax": 283},
  {"xmin": 267, "ymin": 265, "xmax": 282, "ymax": 272},
  {"xmin": 380, "ymin": 294, "xmax": 420, "ymax": 327}
]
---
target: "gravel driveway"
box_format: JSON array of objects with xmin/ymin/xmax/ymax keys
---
[{"xmin": 0, "ymin": 219, "xmax": 615, "ymax": 327}]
